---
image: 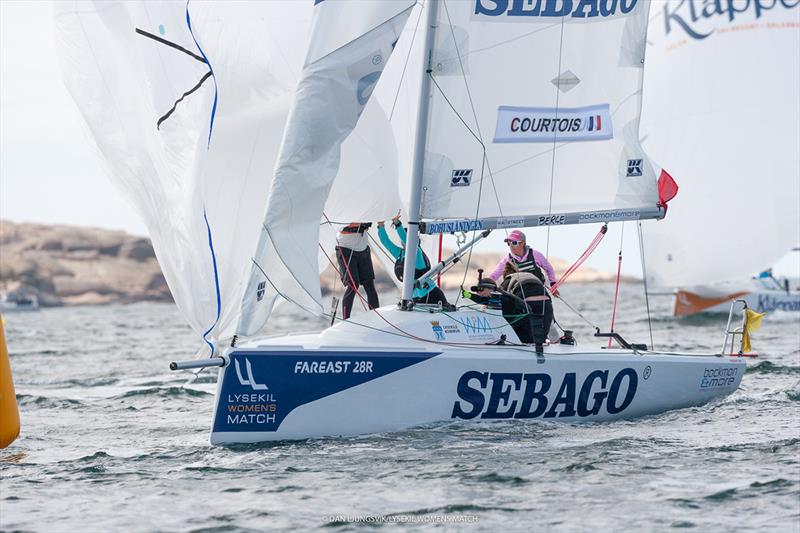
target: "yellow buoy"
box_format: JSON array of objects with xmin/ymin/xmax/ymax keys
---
[{"xmin": 0, "ymin": 314, "xmax": 20, "ymax": 448}]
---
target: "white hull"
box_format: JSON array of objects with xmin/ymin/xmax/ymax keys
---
[
  {"xmin": 0, "ymin": 301, "xmax": 39, "ymax": 313},
  {"xmin": 674, "ymin": 287, "xmax": 800, "ymax": 316},
  {"xmin": 210, "ymin": 307, "xmax": 745, "ymax": 444}
]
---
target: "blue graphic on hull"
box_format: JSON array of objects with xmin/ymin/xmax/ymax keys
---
[{"xmin": 213, "ymin": 350, "xmax": 440, "ymax": 433}]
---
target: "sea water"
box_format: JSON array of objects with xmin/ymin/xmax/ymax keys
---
[{"xmin": 2, "ymin": 283, "xmax": 798, "ymax": 532}]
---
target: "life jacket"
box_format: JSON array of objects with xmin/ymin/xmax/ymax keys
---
[
  {"xmin": 394, "ymin": 249, "xmax": 432, "ymax": 282},
  {"xmin": 509, "ymin": 248, "xmax": 546, "ymax": 284},
  {"xmin": 340, "ymin": 222, "xmax": 371, "ymax": 235}
]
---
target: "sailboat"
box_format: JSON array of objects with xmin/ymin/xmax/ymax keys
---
[
  {"xmin": 57, "ymin": 0, "xmax": 751, "ymax": 444},
  {"xmin": 640, "ymin": 0, "xmax": 800, "ymax": 317}
]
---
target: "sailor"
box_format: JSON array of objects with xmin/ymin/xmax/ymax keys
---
[
  {"xmin": 377, "ymin": 212, "xmax": 451, "ymax": 308},
  {"xmin": 499, "ymin": 263, "xmax": 554, "ymax": 347},
  {"xmin": 335, "ymin": 222, "xmax": 379, "ymax": 320},
  {"xmin": 461, "ymin": 276, "xmax": 545, "ymax": 350},
  {"xmin": 488, "ymin": 229, "xmax": 560, "ymax": 297}
]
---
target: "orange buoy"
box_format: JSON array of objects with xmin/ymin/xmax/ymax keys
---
[{"xmin": 0, "ymin": 315, "xmax": 20, "ymax": 448}]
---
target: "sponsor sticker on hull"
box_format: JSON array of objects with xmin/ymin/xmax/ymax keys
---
[
  {"xmin": 451, "ymin": 367, "xmax": 640, "ymax": 419},
  {"xmin": 756, "ymin": 294, "xmax": 800, "ymax": 312},
  {"xmin": 493, "ymin": 104, "xmax": 613, "ymax": 143},
  {"xmin": 215, "ymin": 350, "xmax": 439, "ymax": 433},
  {"xmin": 700, "ymin": 367, "xmax": 739, "ymax": 390}
]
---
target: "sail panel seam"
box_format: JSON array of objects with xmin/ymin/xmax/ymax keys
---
[
  {"xmin": 201, "ymin": 209, "xmax": 222, "ymax": 354},
  {"xmin": 185, "ymin": 0, "xmax": 218, "ymax": 147}
]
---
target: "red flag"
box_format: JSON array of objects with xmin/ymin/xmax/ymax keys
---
[{"xmin": 657, "ymin": 170, "xmax": 679, "ymax": 213}]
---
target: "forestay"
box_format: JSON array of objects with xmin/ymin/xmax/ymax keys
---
[
  {"xmin": 56, "ymin": 1, "xmax": 404, "ymax": 351},
  {"xmin": 640, "ymin": 0, "xmax": 800, "ymax": 288},
  {"xmin": 237, "ymin": 0, "xmax": 415, "ymax": 336}
]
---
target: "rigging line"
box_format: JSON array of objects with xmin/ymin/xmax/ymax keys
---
[
  {"xmin": 323, "ymin": 269, "xmax": 532, "ymax": 349},
  {"xmin": 455, "ymin": 129, "xmax": 487, "ymax": 306},
  {"xmin": 557, "ymin": 294, "xmax": 599, "ymax": 331},
  {"xmin": 451, "ymin": 22, "xmax": 560, "ymax": 60},
  {"xmin": 388, "ymin": 3, "xmax": 425, "ymax": 122},
  {"xmin": 545, "ymin": 15, "xmax": 567, "ymax": 258},
  {"xmin": 458, "ymin": 152, "xmax": 491, "ymax": 304},
  {"xmin": 637, "ymin": 221, "xmax": 655, "ymax": 350},
  {"xmin": 321, "ymin": 214, "xmax": 348, "ymax": 291},
  {"xmin": 429, "ymin": 75, "xmax": 483, "ymax": 145},
  {"xmin": 425, "ymin": 71, "xmax": 487, "ymax": 305},
  {"xmin": 441, "ymin": 0, "xmax": 505, "ymax": 220},
  {"xmin": 491, "ymin": 142, "xmax": 566, "ymax": 177},
  {"xmin": 608, "ymin": 222, "xmax": 625, "ymax": 348},
  {"xmin": 259, "ymin": 222, "xmax": 327, "ymax": 310},
  {"xmin": 366, "ymin": 230, "xmax": 399, "ymax": 263},
  {"xmin": 134, "ymin": 27, "xmax": 207, "ymax": 63},
  {"xmin": 156, "ymin": 71, "xmax": 213, "ymax": 129},
  {"xmin": 249, "ymin": 258, "xmax": 539, "ymax": 354},
  {"xmin": 550, "ymin": 224, "xmax": 607, "ymax": 292}
]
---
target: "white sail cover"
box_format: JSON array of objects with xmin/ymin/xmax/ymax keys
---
[
  {"xmin": 56, "ymin": 1, "xmax": 404, "ymax": 349},
  {"xmin": 411, "ymin": 0, "xmax": 663, "ymax": 230},
  {"xmin": 640, "ymin": 0, "xmax": 800, "ymax": 288},
  {"xmin": 237, "ymin": 0, "xmax": 414, "ymax": 335}
]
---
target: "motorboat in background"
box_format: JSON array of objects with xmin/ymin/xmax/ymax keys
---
[
  {"xmin": 674, "ymin": 269, "xmax": 799, "ymax": 316},
  {"xmin": 0, "ymin": 291, "xmax": 39, "ymax": 313}
]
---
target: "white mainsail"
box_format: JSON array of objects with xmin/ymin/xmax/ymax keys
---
[
  {"xmin": 640, "ymin": 0, "xmax": 800, "ymax": 289},
  {"xmin": 237, "ymin": 0, "xmax": 415, "ymax": 336},
  {"xmin": 413, "ymin": 0, "xmax": 666, "ymax": 231}
]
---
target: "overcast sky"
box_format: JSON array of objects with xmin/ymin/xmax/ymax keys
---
[{"xmin": 1, "ymin": 1, "xmax": 797, "ymax": 280}]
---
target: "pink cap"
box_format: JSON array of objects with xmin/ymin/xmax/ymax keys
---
[{"xmin": 503, "ymin": 230, "xmax": 526, "ymax": 243}]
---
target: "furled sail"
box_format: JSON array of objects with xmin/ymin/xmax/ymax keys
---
[
  {"xmin": 409, "ymin": 0, "xmax": 665, "ymax": 233},
  {"xmin": 640, "ymin": 0, "xmax": 800, "ymax": 288},
  {"xmin": 237, "ymin": 0, "xmax": 415, "ymax": 335},
  {"xmin": 56, "ymin": 1, "xmax": 404, "ymax": 350}
]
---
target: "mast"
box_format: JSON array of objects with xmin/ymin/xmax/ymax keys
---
[{"xmin": 400, "ymin": 0, "xmax": 439, "ymax": 309}]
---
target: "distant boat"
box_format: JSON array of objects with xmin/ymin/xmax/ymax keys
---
[
  {"xmin": 0, "ymin": 292, "xmax": 39, "ymax": 313},
  {"xmin": 673, "ymin": 274, "xmax": 800, "ymax": 317},
  {"xmin": 640, "ymin": 0, "xmax": 800, "ymax": 317}
]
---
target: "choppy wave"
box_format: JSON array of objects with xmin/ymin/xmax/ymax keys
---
[
  {"xmin": 746, "ymin": 361, "xmax": 800, "ymax": 375},
  {"xmin": 2, "ymin": 295, "xmax": 799, "ymax": 532},
  {"xmin": 110, "ymin": 386, "xmax": 212, "ymax": 400}
]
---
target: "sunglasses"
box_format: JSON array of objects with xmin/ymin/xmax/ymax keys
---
[{"xmin": 505, "ymin": 240, "xmax": 521, "ymax": 246}]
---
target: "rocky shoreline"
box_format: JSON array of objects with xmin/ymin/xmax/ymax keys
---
[{"xmin": 0, "ymin": 220, "xmax": 629, "ymax": 307}]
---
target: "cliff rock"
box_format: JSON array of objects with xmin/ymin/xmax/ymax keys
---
[{"xmin": 0, "ymin": 221, "xmax": 170, "ymax": 306}]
